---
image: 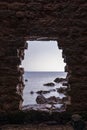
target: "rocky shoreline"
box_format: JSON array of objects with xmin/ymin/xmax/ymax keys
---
[
  {"xmin": 23, "ymin": 77, "xmax": 70, "ymax": 112},
  {"xmin": 22, "ymin": 104, "xmax": 65, "ymax": 113}
]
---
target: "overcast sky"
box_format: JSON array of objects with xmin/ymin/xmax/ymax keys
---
[{"xmin": 21, "ymin": 41, "xmax": 65, "ymax": 72}]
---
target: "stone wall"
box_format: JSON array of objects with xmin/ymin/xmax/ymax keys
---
[
  {"xmin": 0, "ymin": 38, "xmax": 28, "ymax": 112},
  {"xmin": 0, "ymin": 0, "xmax": 87, "ymax": 112}
]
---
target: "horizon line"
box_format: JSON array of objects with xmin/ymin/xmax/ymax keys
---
[{"xmin": 24, "ymin": 71, "xmax": 65, "ymax": 72}]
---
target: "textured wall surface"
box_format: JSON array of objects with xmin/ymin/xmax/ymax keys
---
[{"xmin": 0, "ymin": 0, "xmax": 87, "ymax": 112}]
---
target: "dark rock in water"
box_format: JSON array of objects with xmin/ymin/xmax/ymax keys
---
[
  {"xmin": 47, "ymin": 96, "xmax": 60, "ymax": 104},
  {"xmin": 30, "ymin": 91, "xmax": 34, "ymax": 94},
  {"xmin": 62, "ymin": 82, "xmax": 68, "ymax": 86},
  {"xmin": 62, "ymin": 96, "xmax": 68, "ymax": 101},
  {"xmin": 25, "ymin": 79, "xmax": 28, "ymax": 82},
  {"xmin": 36, "ymin": 95, "xmax": 60, "ymax": 104},
  {"xmin": 36, "ymin": 90, "xmax": 50, "ymax": 94},
  {"xmin": 43, "ymin": 82, "xmax": 55, "ymax": 87},
  {"xmin": 50, "ymin": 89, "xmax": 56, "ymax": 92},
  {"xmin": 36, "ymin": 95, "xmax": 47, "ymax": 104},
  {"xmin": 54, "ymin": 78, "xmax": 66, "ymax": 83},
  {"xmin": 56, "ymin": 87, "xmax": 66, "ymax": 93}
]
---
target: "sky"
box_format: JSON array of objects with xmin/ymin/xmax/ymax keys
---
[{"xmin": 21, "ymin": 41, "xmax": 66, "ymax": 72}]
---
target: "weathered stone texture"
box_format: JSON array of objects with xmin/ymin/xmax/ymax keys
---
[{"xmin": 0, "ymin": 0, "xmax": 87, "ymax": 112}]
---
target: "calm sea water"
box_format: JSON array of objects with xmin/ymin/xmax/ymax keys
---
[{"xmin": 22, "ymin": 72, "xmax": 67, "ymax": 106}]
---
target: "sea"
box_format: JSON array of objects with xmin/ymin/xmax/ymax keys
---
[{"xmin": 22, "ymin": 71, "xmax": 67, "ymax": 106}]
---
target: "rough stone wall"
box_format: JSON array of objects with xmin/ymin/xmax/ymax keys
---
[
  {"xmin": 0, "ymin": 38, "xmax": 28, "ymax": 112},
  {"xmin": 0, "ymin": 0, "xmax": 87, "ymax": 112}
]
